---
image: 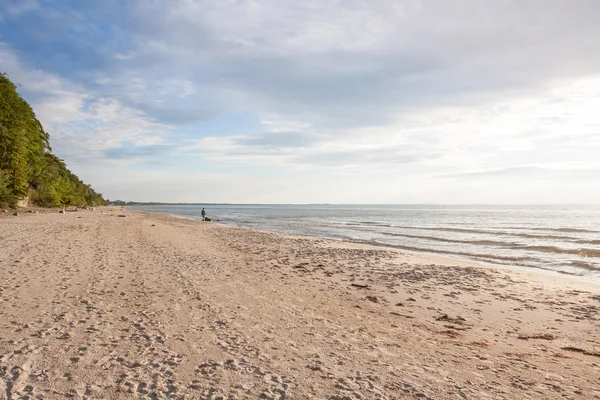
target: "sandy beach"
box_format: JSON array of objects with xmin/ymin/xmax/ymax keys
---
[{"xmin": 1, "ymin": 208, "xmax": 599, "ymax": 399}]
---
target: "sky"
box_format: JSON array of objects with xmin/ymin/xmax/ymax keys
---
[{"xmin": 1, "ymin": 0, "xmax": 599, "ymax": 204}]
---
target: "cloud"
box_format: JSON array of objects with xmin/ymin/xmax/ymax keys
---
[
  {"xmin": 7, "ymin": 1, "xmax": 600, "ymax": 131},
  {"xmin": 104, "ymin": 144, "xmax": 179, "ymax": 161},
  {"xmin": 49, "ymin": 97, "xmax": 170, "ymax": 161},
  {"xmin": 437, "ymin": 166, "xmax": 546, "ymax": 179},
  {"xmin": 3, "ymin": 0, "xmax": 39, "ymax": 16},
  {"xmin": 8, "ymin": 0, "xmax": 600, "ymax": 131},
  {"xmin": 1, "ymin": 1, "xmax": 600, "ymax": 202},
  {"xmin": 187, "ymin": 75, "xmax": 600, "ymax": 179},
  {"xmin": 235, "ymin": 131, "xmax": 319, "ymax": 149},
  {"xmin": 113, "ymin": 0, "xmax": 600, "ymax": 127},
  {"xmin": 438, "ymin": 164, "xmax": 600, "ymax": 181},
  {"xmin": 0, "ymin": 43, "xmax": 171, "ymax": 163}
]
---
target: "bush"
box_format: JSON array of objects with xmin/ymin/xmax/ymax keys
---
[
  {"xmin": 0, "ymin": 170, "xmax": 16, "ymax": 208},
  {"xmin": 0, "ymin": 73, "xmax": 105, "ymax": 207}
]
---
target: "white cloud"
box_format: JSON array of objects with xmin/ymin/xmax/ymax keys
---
[
  {"xmin": 50, "ymin": 97, "xmax": 171, "ymax": 158},
  {"xmin": 3, "ymin": 1, "xmax": 600, "ymax": 203},
  {"xmin": 114, "ymin": 52, "xmax": 137, "ymax": 61},
  {"xmin": 189, "ymin": 75, "xmax": 600, "ymax": 181},
  {"xmin": 4, "ymin": 0, "xmax": 39, "ymax": 16},
  {"xmin": 0, "ymin": 43, "xmax": 171, "ymax": 163}
]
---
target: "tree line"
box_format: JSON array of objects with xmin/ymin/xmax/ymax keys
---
[{"xmin": 0, "ymin": 73, "xmax": 105, "ymax": 208}]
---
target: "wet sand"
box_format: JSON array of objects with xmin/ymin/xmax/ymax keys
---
[{"xmin": 0, "ymin": 209, "xmax": 599, "ymax": 399}]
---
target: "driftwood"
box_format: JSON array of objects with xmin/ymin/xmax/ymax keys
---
[
  {"xmin": 561, "ymin": 346, "xmax": 600, "ymax": 357},
  {"xmin": 350, "ymin": 283, "xmax": 370, "ymax": 289},
  {"xmin": 517, "ymin": 333, "xmax": 556, "ymax": 340}
]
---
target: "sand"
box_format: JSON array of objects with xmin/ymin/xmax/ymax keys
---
[{"xmin": 0, "ymin": 208, "xmax": 599, "ymax": 399}]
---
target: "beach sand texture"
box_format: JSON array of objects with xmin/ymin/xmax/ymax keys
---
[{"xmin": 1, "ymin": 209, "xmax": 599, "ymax": 399}]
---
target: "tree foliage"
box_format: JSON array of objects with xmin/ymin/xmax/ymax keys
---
[{"xmin": 0, "ymin": 73, "xmax": 105, "ymax": 208}]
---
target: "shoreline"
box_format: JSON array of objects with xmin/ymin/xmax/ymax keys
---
[
  {"xmin": 1, "ymin": 209, "xmax": 599, "ymax": 399},
  {"xmin": 146, "ymin": 207, "xmax": 600, "ymax": 284}
]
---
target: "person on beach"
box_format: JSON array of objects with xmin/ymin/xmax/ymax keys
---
[{"xmin": 201, "ymin": 208, "xmax": 206, "ymax": 221}]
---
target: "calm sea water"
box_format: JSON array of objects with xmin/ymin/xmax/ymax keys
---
[{"xmin": 130, "ymin": 204, "xmax": 600, "ymax": 279}]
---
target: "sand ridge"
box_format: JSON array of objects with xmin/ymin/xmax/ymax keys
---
[{"xmin": 0, "ymin": 209, "xmax": 599, "ymax": 399}]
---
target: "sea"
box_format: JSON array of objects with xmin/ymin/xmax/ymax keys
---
[{"xmin": 129, "ymin": 204, "xmax": 600, "ymax": 279}]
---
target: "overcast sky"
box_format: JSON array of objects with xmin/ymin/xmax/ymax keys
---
[{"xmin": 1, "ymin": 0, "xmax": 599, "ymax": 203}]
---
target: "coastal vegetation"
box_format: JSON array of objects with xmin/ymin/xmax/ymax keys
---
[{"xmin": 0, "ymin": 73, "xmax": 105, "ymax": 208}]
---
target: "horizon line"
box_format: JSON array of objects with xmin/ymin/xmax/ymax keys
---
[{"xmin": 118, "ymin": 202, "xmax": 600, "ymax": 207}]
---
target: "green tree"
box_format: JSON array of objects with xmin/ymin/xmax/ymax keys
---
[{"xmin": 0, "ymin": 73, "xmax": 105, "ymax": 208}]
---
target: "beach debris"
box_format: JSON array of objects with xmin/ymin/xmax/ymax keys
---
[
  {"xmin": 504, "ymin": 352, "xmax": 533, "ymax": 358},
  {"xmin": 223, "ymin": 359, "xmax": 239, "ymax": 371},
  {"xmin": 2, "ymin": 209, "xmax": 7, "ymax": 212},
  {"xmin": 59, "ymin": 209, "xmax": 65, "ymax": 214},
  {"xmin": 350, "ymin": 283, "xmax": 370, "ymax": 289},
  {"xmin": 552, "ymin": 352, "xmax": 572, "ymax": 359},
  {"xmin": 436, "ymin": 314, "xmax": 467, "ymax": 325},
  {"xmin": 12, "ymin": 212, "xmax": 19, "ymax": 216},
  {"xmin": 390, "ymin": 312, "xmax": 414, "ymax": 318},
  {"xmin": 365, "ymin": 295, "xmax": 379, "ymax": 303},
  {"xmin": 517, "ymin": 333, "xmax": 556, "ymax": 340},
  {"xmin": 444, "ymin": 324, "xmax": 469, "ymax": 331},
  {"xmin": 439, "ymin": 329, "xmax": 462, "ymax": 338},
  {"xmin": 151, "ymin": 224, "xmax": 155, "ymax": 226},
  {"xmin": 118, "ymin": 214, "xmax": 126, "ymax": 217},
  {"xmin": 561, "ymin": 346, "xmax": 600, "ymax": 357}
]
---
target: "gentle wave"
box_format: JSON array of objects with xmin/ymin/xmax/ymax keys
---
[
  {"xmin": 507, "ymin": 232, "xmax": 598, "ymax": 243},
  {"xmin": 555, "ymin": 227, "xmax": 600, "ymax": 233},
  {"xmin": 348, "ymin": 240, "xmax": 600, "ymax": 272},
  {"xmin": 379, "ymin": 232, "xmax": 600, "ymax": 258},
  {"xmin": 132, "ymin": 205, "xmax": 600, "ymax": 277},
  {"xmin": 504, "ymin": 226, "xmax": 600, "ymax": 234},
  {"xmin": 568, "ymin": 260, "xmax": 600, "ymax": 271},
  {"xmin": 511, "ymin": 246, "xmax": 600, "ymax": 258},
  {"xmin": 355, "ymin": 222, "xmax": 394, "ymax": 227},
  {"xmin": 353, "ymin": 223, "xmax": 524, "ymax": 235},
  {"xmin": 351, "ymin": 239, "xmax": 540, "ymax": 262},
  {"xmin": 353, "ymin": 223, "xmax": 600, "ymax": 245},
  {"xmin": 381, "ymin": 232, "xmax": 517, "ymax": 247}
]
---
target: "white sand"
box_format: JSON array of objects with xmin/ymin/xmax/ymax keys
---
[{"xmin": 0, "ymin": 208, "xmax": 599, "ymax": 399}]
